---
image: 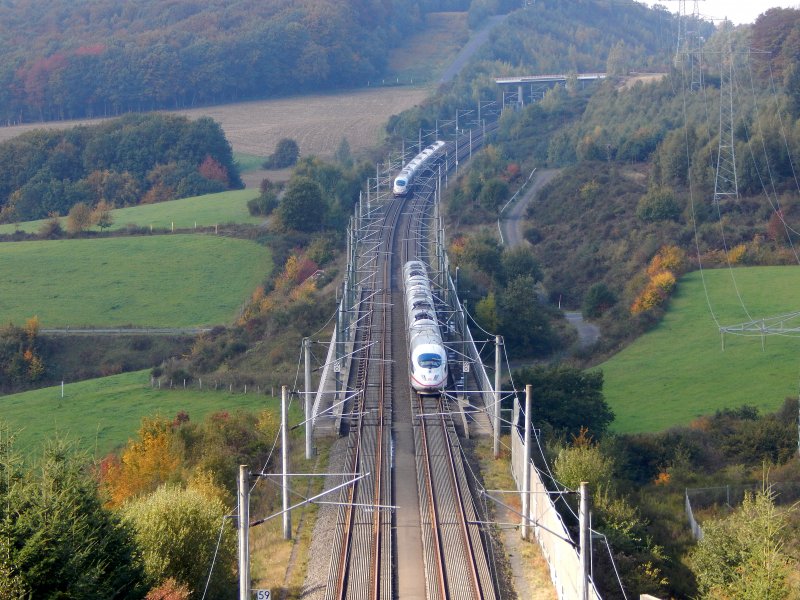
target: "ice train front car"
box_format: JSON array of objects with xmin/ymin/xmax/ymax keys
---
[{"xmin": 403, "ymin": 260, "xmax": 447, "ymax": 394}]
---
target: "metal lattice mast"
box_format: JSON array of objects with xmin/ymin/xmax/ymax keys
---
[
  {"xmin": 687, "ymin": 1, "xmax": 703, "ymax": 91},
  {"xmin": 673, "ymin": 1, "xmax": 704, "ymax": 91},
  {"xmin": 714, "ymin": 23, "xmax": 738, "ymax": 204}
]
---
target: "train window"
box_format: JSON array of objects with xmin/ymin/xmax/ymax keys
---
[
  {"xmin": 418, "ymin": 353, "xmax": 442, "ymax": 368},
  {"xmin": 409, "ymin": 270, "xmax": 424, "ymax": 277},
  {"xmin": 413, "ymin": 301, "xmax": 432, "ymax": 310},
  {"xmin": 414, "ymin": 312, "xmax": 432, "ymax": 321}
]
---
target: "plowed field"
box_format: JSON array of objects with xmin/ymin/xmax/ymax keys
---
[{"xmin": 0, "ymin": 86, "xmax": 428, "ymax": 159}]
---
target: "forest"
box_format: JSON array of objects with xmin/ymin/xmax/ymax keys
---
[
  {"xmin": 0, "ymin": 113, "xmax": 242, "ymax": 222},
  {"xmin": 0, "ymin": 0, "xmax": 473, "ymax": 123}
]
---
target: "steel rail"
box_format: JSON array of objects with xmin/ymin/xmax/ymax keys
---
[
  {"xmin": 418, "ymin": 395, "xmax": 452, "ymax": 599},
  {"xmin": 436, "ymin": 396, "xmax": 483, "ymax": 598}
]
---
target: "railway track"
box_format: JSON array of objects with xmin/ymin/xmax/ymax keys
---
[
  {"xmin": 325, "ymin": 196, "xmax": 401, "ymax": 600},
  {"xmin": 325, "ymin": 128, "xmax": 499, "ymax": 599}
]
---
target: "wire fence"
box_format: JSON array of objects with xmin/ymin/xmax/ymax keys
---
[
  {"xmin": 685, "ymin": 481, "xmax": 800, "ymax": 540},
  {"xmin": 150, "ymin": 376, "xmax": 278, "ymax": 396}
]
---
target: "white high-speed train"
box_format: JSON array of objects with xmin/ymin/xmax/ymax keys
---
[
  {"xmin": 403, "ymin": 260, "xmax": 448, "ymax": 393},
  {"xmin": 393, "ymin": 141, "xmax": 446, "ymax": 197}
]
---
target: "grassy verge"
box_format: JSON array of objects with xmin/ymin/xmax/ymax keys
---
[
  {"xmin": 250, "ymin": 441, "xmax": 331, "ymax": 597},
  {"xmin": 0, "ymin": 189, "xmax": 261, "ymax": 234},
  {"xmin": 1, "ymin": 370, "xmax": 284, "ymax": 456},
  {"xmin": 601, "ymin": 266, "xmax": 800, "ymax": 433},
  {"xmin": 0, "ymin": 234, "xmax": 271, "ymax": 327}
]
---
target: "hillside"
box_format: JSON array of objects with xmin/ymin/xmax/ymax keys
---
[
  {"xmin": 0, "ymin": 0, "xmax": 468, "ymax": 124},
  {"xmin": 0, "ymin": 235, "xmax": 272, "ymax": 327},
  {"xmin": 601, "ymin": 266, "xmax": 800, "ymax": 432}
]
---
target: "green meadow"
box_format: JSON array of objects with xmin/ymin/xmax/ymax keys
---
[
  {"xmin": 234, "ymin": 152, "xmax": 267, "ymax": 173},
  {"xmin": 0, "ymin": 370, "xmax": 293, "ymax": 456},
  {"xmin": 0, "ymin": 235, "xmax": 271, "ymax": 327},
  {"xmin": 0, "ymin": 189, "xmax": 261, "ymax": 234},
  {"xmin": 601, "ymin": 266, "xmax": 800, "ymax": 433}
]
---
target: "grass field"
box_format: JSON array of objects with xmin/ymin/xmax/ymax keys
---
[
  {"xmin": 600, "ymin": 266, "xmax": 800, "ymax": 433},
  {"xmin": 0, "ymin": 369, "xmax": 298, "ymax": 456},
  {"xmin": 0, "ymin": 189, "xmax": 262, "ymax": 235},
  {"xmin": 234, "ymin": 152, "xmax": 266, "ymax": 172},
  {"xmin": 0, "ymin": 235, "xmax": 271, "ymax": 327}
]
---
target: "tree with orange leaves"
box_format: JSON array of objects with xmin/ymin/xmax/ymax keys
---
[{"xmin": 101, "ymin": 416, "xmax": 182, "ymax": 508}]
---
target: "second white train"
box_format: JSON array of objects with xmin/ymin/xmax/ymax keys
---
[
  {"xmin": 393, "ymin": 141, "xmax": 446, "ymax": 197},
  {"xmin": 403, "ymin": 260, "xmax": 448, "ymax": 393}
]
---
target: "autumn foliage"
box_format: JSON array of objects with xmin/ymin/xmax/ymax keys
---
[
  {"xmin": 0, "ymin": 316, "xmax": 46, "ymax": 391},
  {"xmin": 101, "ymin": 416, "xmax": 181, "ymax": 508},
  {"xmin": 631, "ymin": 245, "xmax": 686, "ymax": 315},
  {"xmin": 239, "ymin": 250, "xmax": 319, "ymax": 324}
]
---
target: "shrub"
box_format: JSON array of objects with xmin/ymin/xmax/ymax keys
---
[
  {"xmin": 263, "ymin": 138, "xmax": 299, "ymax": 169},
  {"xmin": 38, "ymin": 214, "xmax": 63, "ymax": 239},
  {"xmin": 636, "ymin": 187, "xmax": 681, "ymax": 222},
  {"xmin": 583, "ymin": 282, "xmax": 617, "ymax": 318},
  {"xmin": 247, "ymin": 191, "xmax": 278, "ymax": 216}
]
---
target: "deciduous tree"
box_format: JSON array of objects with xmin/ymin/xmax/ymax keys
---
[
  {"xmin": 513, "ymin": 364, "xmax": 613, "ymax": 437},
  {"xmin": 92, "ymin": 198, "xmax": 115, "ymax": 230},
  {"xmin": 66, "ymin": 201, "xmax": 93, "ymax": 233},
  {"xmin": 276, "ymin": 176, "xmax": 325, "ymax": 232},
  {"xmin": 101, "ymin": 416, "xmax": 182, "ymax": 508},
  {"xmin": 122, "ymin": 483, "xmax": 236, "ymax": 600}
]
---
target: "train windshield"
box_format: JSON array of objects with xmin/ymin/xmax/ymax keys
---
[
  {"xmin": 396, "ymin": 179, "xmax": 406, "ymax": 186},
  {"xmin": 417, "ymin": 353, "xmax": 442, "ymax": 368}
]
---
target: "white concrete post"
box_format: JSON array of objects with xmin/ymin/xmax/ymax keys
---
[
  {"xmin": 304, "ymin": 338, "xmax": 313, "ymax": 459},
  {"xmin": 521, "ymin": 384, "xmax": 532, "ymax": 539},
  {"xmin": 494, "ymin": 335, "xmax": 503, "ymax": 458},
  {"xmin": 282, "ymin": 386, "xmax": 291, "ymax": 540},
  {"xmin": 579, "ymin": 481, "xmax": 590, "ymax": 600},
  {"xmin": 238, "ymin": 465, "xmax": 250, "ymax": 600}
]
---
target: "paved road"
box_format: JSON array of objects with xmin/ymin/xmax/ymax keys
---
[
  {"xmin": 499, "ymin": 168, "xmax": 560, "ymax": 247},
  {"xmin": 498, "ymin": 168, "xmax": 601, "ymax": 349},
  {"xmin": 565, "ymin": 311, "xmax": 601, "ymax": 347}
]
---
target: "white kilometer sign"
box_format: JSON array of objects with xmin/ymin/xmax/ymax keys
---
[{"xmin": 253, "ymin": 591, "xmax": 271, "ymax": 600}]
